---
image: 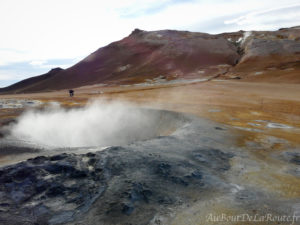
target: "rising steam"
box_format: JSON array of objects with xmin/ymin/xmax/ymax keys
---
[
  {"xmin": 241, "ymin": 31, "xmax": 252, "ymax": 45},
  {"xmin": 7, "ymin": 101, "xmax": 177, "ymax": 148}
]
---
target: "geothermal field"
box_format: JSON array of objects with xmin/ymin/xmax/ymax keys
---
[{"xmin": 0, "ymin": 27, "xmax": 300, "ymax": 225}]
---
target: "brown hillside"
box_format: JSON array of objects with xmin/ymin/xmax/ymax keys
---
[{"xmin": 1, "ymin": 27, "xmax": 300, "ymax": 94}]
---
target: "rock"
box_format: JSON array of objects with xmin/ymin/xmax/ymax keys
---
[
  {"xmin": 122, "ymin": 203, "xmax": 135, "ymax": 215},
  {"xmin": 282, "ymin": 152, "xmax": 300, "ymax": 165},
  {"xmin": 0, "ymin": 151, "xmax": 106, "ymax": 224}
]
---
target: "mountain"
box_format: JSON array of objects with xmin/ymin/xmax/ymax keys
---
[{"xmin": 1, "ymin": 27, "xmax": 300, "ymax": 93}]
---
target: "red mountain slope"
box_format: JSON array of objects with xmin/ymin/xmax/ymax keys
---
[
  {"xmin": 1, "ymin": 27, "xmax": 300, "ymax": 93},
  {"xmin": 0, "ymin": 29, "xmax": 240, "ymax": 93}
]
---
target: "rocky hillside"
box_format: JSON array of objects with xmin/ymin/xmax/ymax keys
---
[
  {"xmin": 226, "ymin": 26, "xmax": 300, "ymax": 82},
  {"xmin": 1, "ymin": 27, "xmax": 300, "ymax": 93}
]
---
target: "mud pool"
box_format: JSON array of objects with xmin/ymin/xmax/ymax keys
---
[{"xmin": 0, "ymin": 107, "xmax": 299, "ymax": 225}]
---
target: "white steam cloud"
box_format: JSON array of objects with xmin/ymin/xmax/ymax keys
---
[
  {"xmin": 7, "ymin": 101, "xmax": 178, "ymax": 148},
  {"xmin": 241, "ymin": 31, "xmax": 252, "ymax": 45}
]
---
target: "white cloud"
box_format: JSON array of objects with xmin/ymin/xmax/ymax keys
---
[
  {"xmin": 38, "ymin": 64, "xmax": 72, "ymax": 69},
  {"xmin": 29, "ymin": 60, "xmax": 72, "ymax": 69},
  {"xmin": 224, "ymin": 2, "xmax": 300, "ymax": 30},
  {"xmin": 29, "ymin": 60, "xmax": 47, "ymax": 66},
  {"xmin": 0, "ymin": 49, "xmax": 28, "ymax": 66}
]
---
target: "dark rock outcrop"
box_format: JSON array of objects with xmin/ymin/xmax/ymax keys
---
[{"xmin": 0, "ymin": 143, "xmax": 233, "ymax": 224}]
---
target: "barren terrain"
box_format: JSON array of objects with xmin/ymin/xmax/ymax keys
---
[{"xmin": 0, "ymin": 78, "xmax": 299, "ymax": 224}]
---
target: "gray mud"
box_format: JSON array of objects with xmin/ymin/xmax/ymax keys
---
[{"xmin": 0, "ymin": 110, "xmax": 298, "ymax": 225}]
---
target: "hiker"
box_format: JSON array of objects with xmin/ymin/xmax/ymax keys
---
[{"xmin": 69, "ymin": 89, "xmax": 74, "ymax": 97}]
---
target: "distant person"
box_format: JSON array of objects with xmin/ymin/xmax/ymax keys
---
[{"xmin": 69, "ymin": 89, "xmax": 74, "ymax": 97}]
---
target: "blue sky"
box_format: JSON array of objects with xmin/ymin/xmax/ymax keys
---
[{"xmin": 1, "ymin": 0, "xmax": 300, "ymax": 87}]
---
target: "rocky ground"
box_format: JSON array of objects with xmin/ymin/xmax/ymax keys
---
[
  {"xmin": 0, "ymin": 78, "xmax": 299, "ymax": 225},
  {"xmin": 0, "ymin": 115, "xmax": 233, "ymax": 224},
  {"xmin": 0, "ymin": 114, "xmax": 298, "ymax": 225}
]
